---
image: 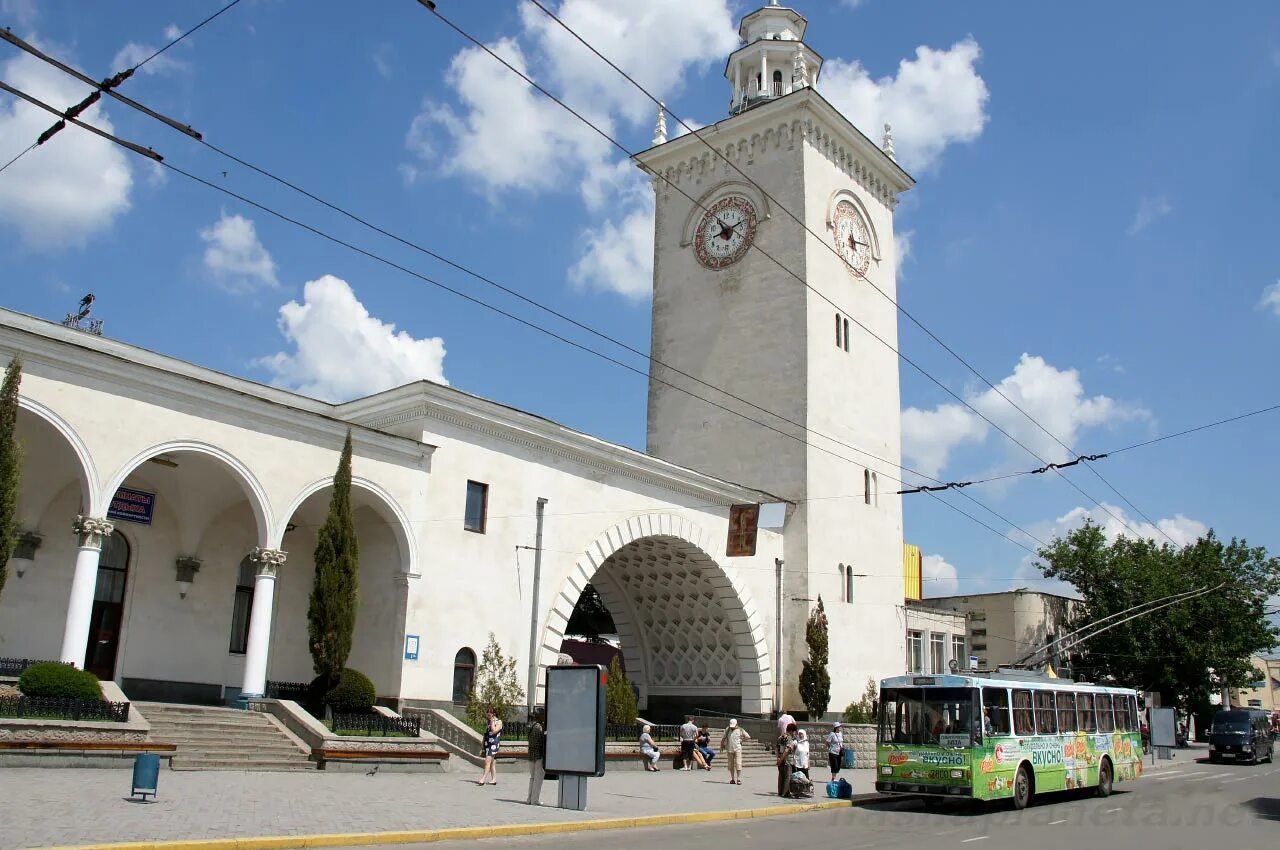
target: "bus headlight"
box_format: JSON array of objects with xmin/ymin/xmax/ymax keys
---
[{"xmin": 950, "ymin": 770, "xmax": 964, "ymax": 779}]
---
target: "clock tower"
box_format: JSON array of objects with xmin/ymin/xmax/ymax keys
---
[{"xmin": 635, "ymin": 2, "xmax": 915, "ymax": 713}]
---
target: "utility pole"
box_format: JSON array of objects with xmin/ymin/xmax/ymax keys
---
[
  {"xmin": 774, "ymin": 557, "xmax": 783, "ymax": 716},
  {"xmin": 526, "ymin": 497, "xmax": 548, "ymax": 714}
]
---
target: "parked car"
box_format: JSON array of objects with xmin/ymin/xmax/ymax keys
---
[{"xmin": 1207, "ymin": 709, "xmax": 1274, "ymax": 764}]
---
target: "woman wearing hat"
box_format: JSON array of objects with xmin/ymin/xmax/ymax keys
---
[
  {"xmin": 719, "ymin": 718, "xmax": 751, "ymax": 785},
  {"xmin": 826, "ymin": 721, "xmax": 845, "ymax": 780}
]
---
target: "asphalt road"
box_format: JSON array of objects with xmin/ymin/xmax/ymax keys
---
[{"xmin": 386, "ymin": 757, "xmax": 1280, "ymax": 850}]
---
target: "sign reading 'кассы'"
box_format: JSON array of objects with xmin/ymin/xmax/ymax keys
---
[{"xmin": 108, "ymin": 487, "xmax": 155, "ymax": 525}]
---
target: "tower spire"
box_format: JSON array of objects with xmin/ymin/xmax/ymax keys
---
[
  {"xmin": 653, "ymin": 102, "xmax": 668, "ymax": 146},
  {"xmin": 882, "ymin": 122, "xmax": 896, "ymax": 161}
]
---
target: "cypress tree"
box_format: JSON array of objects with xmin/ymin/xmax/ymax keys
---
[
  {"xmin": 307, "ymin": 430, "xmax": 360, "ymax": 691},
  {"xmin": 0, "ymin": 357, "xmax": 21, "ymax": 600},
  {"xmin": 798, "ymin": 596, "xmax": 831, "ymax": 718},
  {"xmin": 605, "ymin": 655, "xmax": 638, "ymax": 725}
]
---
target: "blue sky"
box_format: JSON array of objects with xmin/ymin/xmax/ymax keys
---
[{"xmin": 2, "ymin": 0, "xmax": 1278, "ymax": 599}]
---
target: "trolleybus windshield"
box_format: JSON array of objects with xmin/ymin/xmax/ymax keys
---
[{"xmin": 879, "ymin": 687, "xmax": 977, "ymax": 747}]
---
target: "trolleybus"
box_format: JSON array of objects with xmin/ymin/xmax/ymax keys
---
[{"xmin": 876, "ymin": 671, "xmax": 1143, "ymax": 809}]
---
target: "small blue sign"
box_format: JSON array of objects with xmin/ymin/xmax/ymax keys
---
[
  {"xmin": 404, "ymin": 634, "xmax": 420, "ymax": 661},
  {"xmin": 108, "ymin": 487, "xmax": 155, "ymax": 525}
]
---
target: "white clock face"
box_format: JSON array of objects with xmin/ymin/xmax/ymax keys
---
[
  {"xmin": 695, "ymin": 196, "xmax": 757, "ymax": 270},
  {"xmin": 833, "ymin": 200, "xmax": 871, "ymax": 276}
]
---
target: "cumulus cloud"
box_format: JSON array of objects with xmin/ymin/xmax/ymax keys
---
[
  {"xmin": 111, "ymin": 42, "xmax": 185, "ymax": 76},
  {"xmin": 1259, "ymin": 281, "xmax": 1280, "ymax": 317},
  {"xmin": 902, "ymin": 354, "xmax": 1152, "ymax": 479},
  {"xmin": 258, "ymin": 275, "xmax": 448, "ymax": 402},
  {"xmin": 199, "ymin": 213, "xmax": 279, "ymax": 293},
  {"xmin": 0, "ymin": 47, "xmax": 133, "ymax": 250},
  {"xmin": 1127, "ymin": 194, "xmax": 1172, "ymax": 235},
  {"xmin": 819, "ymin": 38, "xmax": 989, "ymax": 172},
  {"xmin": 894, "ymin": 229, "xmax": 914, "ymax": 270},
  {"xmin": 922, "ymin": 554, "xmax": 960, "ymax": 595}
]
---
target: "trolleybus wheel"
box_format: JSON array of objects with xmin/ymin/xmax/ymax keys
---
[
  {"xmin": 1012, "ymin": 764, "xmax": 1032, "ymax": 811},
  {"xmin": 1096, "ymin": 757, "xmax": 1113, "ymax": 798}
]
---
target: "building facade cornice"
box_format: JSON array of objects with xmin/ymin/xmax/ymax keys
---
[
  {"xmin": 0, "ymin": 310, "xmax": 433, "ymax": 468},
  {"xmin": 635, "ymin": 88, "xmax": 913, "ymax": 211}
]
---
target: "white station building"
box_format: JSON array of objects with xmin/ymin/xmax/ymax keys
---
[{"xmin": 0, "ymin": 3, "xmax": 913, "ymax": 719}]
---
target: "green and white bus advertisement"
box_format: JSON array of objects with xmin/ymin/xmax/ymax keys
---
[{"xmin": 875, "ymin": 674, "xmax": 1144, "ymax": 809}]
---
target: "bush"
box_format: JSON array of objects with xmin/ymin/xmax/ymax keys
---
[
  {"xmin": 313, "ymin": 668, "xmax": 376, "ymax": 712},
  {"xmin": 17, "ymin": 662, "xmax": 102, "ymax": 701}
]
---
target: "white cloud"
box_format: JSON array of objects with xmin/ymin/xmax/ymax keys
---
[
  {"xmin": 902, "ymin": 354, "xmax": 1152, "ymax": 478},
  {"xmin": 839, "ymin": 0, "xmax": 869, "ymax": 7},
  {"xmin": 902, "ymin": 403, "xmax": 987, "ymax": 478},
  {"xmin": 1, "ymin": 0, "xmax": 38, "ymax": 27},
  {"xmin": 0, "ymin": 47, "xmax": 133, "ymax": 250},
  {"xmin": 570, "ymin": 201, "xmax": 654, "ymax": 300},
  {"xmin": 258, "ymin": 276, "xmax": 448, "ymax": 402},
  {"xmin": 1127, "ymin": 194, "xmax": 1172, "ymax": 235},
  {"xmin": 922, "ymin": 554, "xmax": 960, "ymax": 595},
  {"xmin": 199, "ymin": 213, "xmax": 279, "ymax": 293},
  {"xmin": 163, "ymin": 24, "xmax": 183, "ymax": 41},
  {"xmin": 111, "ymin": 41, "xmax": 185, "ymax": 75},
  {"xmin": 819, "ymin": 38, "xmax": 989, "ymax": 172},
  {"xmin": 1259, "ymin": 281, "xmax": 1280, "ymax": 317},
  {"xmin": 894, "ymin": 229, "xmax": 914, "ymax": 270},
  {"xmin": 372, "ymin": 43, "xmax": 395, "ymax": 79}
]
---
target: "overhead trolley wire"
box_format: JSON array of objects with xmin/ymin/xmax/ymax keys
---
[{"xmin": 508, "ymin": 0, "xmax": 1171, "ymax": 546}]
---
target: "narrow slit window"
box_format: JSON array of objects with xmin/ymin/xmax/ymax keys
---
[
  {"xmin": 846, "ymin": 566, "xmax": 854, "ymax": 604},
  {"xmin": 464, "ymin": 480, "xmax": 488, "ymax": 533},
  {"xmin": 843, "ymin": 318, "xmax": 850, "ymax": 351},
  {"xmin": 836, "ymin": 312, "xmax": 842, "ymax": 348},
  {"xmin": 864, "ymin": 469, "xmax": 871, "ymax": 505}
]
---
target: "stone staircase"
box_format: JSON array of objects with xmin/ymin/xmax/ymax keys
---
[{"xmin": 137, "ymin": 702, "xmax": 313, "ymax": 771}]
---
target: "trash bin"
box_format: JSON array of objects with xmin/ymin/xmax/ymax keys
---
[
  {"xmin": 841, "ymin": 748, "xmax": 855, "ymax": 770},
  {"xmin": 131, "ymin": 752, "xmax": 160, "ymax": 801}
]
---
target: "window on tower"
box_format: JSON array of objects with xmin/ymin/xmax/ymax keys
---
[
  {"xmin": 772, "ymin": 69, "xmax": 783, "ymax": 96},
  {"xmin": 835, "ymin": 313, "xmax": 841, "ymax": 348},
  {"xmin": 864, "ymin": 469, "xmax": 872, "ymax": 505},
  {"xmin": 843, "ymin": 318, "xmax": 850, "ymax": 352}
]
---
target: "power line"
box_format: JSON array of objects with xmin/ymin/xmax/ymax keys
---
[
  {"xmin": 0, "ymin": 140, "xmax": 34, "ymax": 174},
  {"xmin": 0, "ymin": 79, "xmax": 161, "ymax": 161},
  {"xmin": 423, "ymin": 2, "xmax": 1159, "ymax": 548},
  {"xmin": 0, "ymin": 36, "xmax": 1050, "ymax": 552},
  {"xmin": 1107, "ymin": 403, "xmax": 1280, "ymax": 456},
  {"xmin": 519, "ymin": 0, "xmax": 1175, "ymax": 548},
  {"xmin": 126, "ymin": 0, "xmax": 246, "ymax": 74}
]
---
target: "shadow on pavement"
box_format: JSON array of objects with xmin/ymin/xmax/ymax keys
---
[{"xmin": 1242, "ymin": 797, "xmax": 1280, "ymax": 822}]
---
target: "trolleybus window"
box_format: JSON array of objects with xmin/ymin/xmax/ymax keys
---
[
  {"xmin": 981, "ymin": 687, "xmax": 1010, "ymax": 736},
  {"xmin": 1097, "ymin": 694, "xmax": 1115, "ymax": 732},
  {"xmin": 1012, "ymin": 689, "xmax": 1035, "ymax": 736},
  {"xmin": 1078, "ymin": 693, "xmax": 1097, "ymax": 732},
  {"xmin": 1127, "ymin": 695, "xmax": 1140, "ymax": 731},
  {"xmin": 1056, "ymin": 691, "xmax": 1077, "ymax": 732},
  {"xmin": 878, "ymin": 687, "xmax": 977, "ymax": 746},
  {"xmin": 1035, "ymin": 690, "xmax": 1057, "ymax": 734},
  {"xmin": 1114, "ymin": 694, "xmax": 1130, "ymax": 731}
]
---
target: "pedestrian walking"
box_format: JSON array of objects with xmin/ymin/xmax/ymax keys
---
[
  {"xmin": 826, "ymin": 721, "xmax": 845, "ymax": 780},
  {"xmin": 720, "ymin": 718, "xmax": 750, "ymax": 784},
  {"xmin": 526, "ymin": 708, "xmax": 546, "ymax": 805},
  {"xmin": 695, "ymin": 725, "xmax": 716, "ymax": 770},
  {"xmin": 639, "ymin": 724, "xmax": 662, "ymax": 771},
  {"xmin": 477, "ymin": 709, "xmax": 502, "ymax": 786},
  {"xmin": 678, "ymin": 716, "xmax": 699, "ymax": 770},
  {"xmin": 776, "ymin": 722, "xmax": 797, "ymax": 797}
]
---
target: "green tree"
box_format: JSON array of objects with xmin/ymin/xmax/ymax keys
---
[
  {"xmin": 1039, "ymin": 521, "xmax": 1280, "ymax": 709},
  {"xmin": 843, "ymin": 677, "xmax": 879, "ymax": 724},
  {"xmin": 306, "ymin": 431, "xmax": 360, "ymax": 691},
  {"xmin": 0, "ymin": 357, "xmax": 21, "ymax": 600},
  {"xmin": 605, "ymin": 655, "xmax": 638, "ymax": 725},
  {"xmin": 798, "ymin": 596, "xmax": 831, "ymax": 718},
  {"xmin": 466, "ymin": 632, "xmax": 525, "ymax": 725}
]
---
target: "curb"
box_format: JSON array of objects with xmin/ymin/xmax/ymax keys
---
[{"xmin": 43, "ymin": 798, "xmax": 871, "ymax": 850}]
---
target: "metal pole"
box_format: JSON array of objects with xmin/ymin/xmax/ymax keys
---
[
  {"xmin": 775, "ymin": 557, "xmax": 783, "ymax": 716},
  {"xmin": 527, "ymin": 498, "xmax": 548, "ymax": 713}
]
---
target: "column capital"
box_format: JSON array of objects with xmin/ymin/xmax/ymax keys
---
[
  {"xmin": 72, "ymin": 516, "xmax": 114, "ymax": 549},
  {"xmin": 249, "ymin": 547, "xmax": 287, "ymax": 578}
]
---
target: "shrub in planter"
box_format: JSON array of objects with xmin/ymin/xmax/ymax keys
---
[
  {"xmin": 311, "ymin": 668, "xmax": 376, "ymax": 713},
  {"xmin": 17, "ymin": 662, "xmax": 102, "ymax": 701}
]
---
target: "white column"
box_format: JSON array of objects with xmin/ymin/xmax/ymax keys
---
[
  {"xmin": 239, "ymin": 547, "xmax": 286, "ymax": 698},
  {"xmin": 734, "ymin": 62, "xmax": 741, "ymax": 109},
  {"xmin": 59, "ymin": 516, "xmax": 114, "ymax": 668},
  {"xmin": 760, "ymin": 50, "xmax": 767, "ymax": 97}
]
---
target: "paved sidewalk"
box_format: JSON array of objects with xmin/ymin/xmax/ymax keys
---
[{"xmin": 2, "ymin": 763, "xmax": 873, "ymax": 850}]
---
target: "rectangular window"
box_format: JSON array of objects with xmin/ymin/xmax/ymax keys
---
[
  {"xmin": 1012, "ymin": 689, "xmax": 1035, "ymax": 736},
  {"xmin": 464, "ymin": 480, "xmax": 488, "ymax": 533},
  {"xmin": 228, "ymin": 560, "xmax": 255, "ymax": 655},
  {"xmin": 970, "ymin": 627, "xmax": 987, "ymax": 637},
  {"xmin": 1113, "ymin": 694, "xmax": 1130, "ymax": 732},
  {"xmin": 1096, "ymin": 694, "xmax": 1115, "ymax": 732},
  {"xmin": 1056, "ymin": 691, "xmax": 1077, "ymax": 732},
  {"xmin": 951, "ymin": 636, "xmax": 966, "ymax": 669},
  {"xmin": 1078, "ymin": 693, "xmax": 1097, "ymax": 733},
  {"xmin": 982, "ymin": 687, "xmax": 1011, "ymax": 736},
  {"xmin": 835, "ymin": 312, "xmax": 842, "ymax": 348},
  {"xmin": 1035, "ymin": 690, "xmax": 1057, "ymax": 734},
  {"xmin": 1128, "ymin": 696, "xmax": 1140, "ymax": 732},
  {"xmin": 929, "ymin": 633, "xmax": 946, "ymax": 674},
  {"xmin": 906, "ymin": 630, "xmax": 923, "ymax": 673},
  {"xmin": 843, "ymin": 317, "xmax": 850, "ymax": 351}
]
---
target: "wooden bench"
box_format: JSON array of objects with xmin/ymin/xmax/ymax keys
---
[
  {"xmin": 0, "ymin": 741, "xmax": 176, "ymax": 753},
  {"xmin": 311, "ymin": 747, "xmax": 450, "ymax": 768}
]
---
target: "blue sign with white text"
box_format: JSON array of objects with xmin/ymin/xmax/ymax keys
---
[{"xmin": 108, "ymin": 488, "xmax": 155, "ymax": 525}]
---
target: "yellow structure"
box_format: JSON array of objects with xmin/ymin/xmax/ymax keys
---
[{"xmin": 903, "ymin": 544, "xmax": 922, "ymax": 601}]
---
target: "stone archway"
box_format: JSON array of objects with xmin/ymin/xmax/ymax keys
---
[{"xmin": 540, "ymin": 514, "xmax": 772, "ymax": 718}]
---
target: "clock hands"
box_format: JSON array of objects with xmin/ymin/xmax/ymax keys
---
[{"xmin": 716, "ymin": 216, "xmax": 744, "ymax": 241}]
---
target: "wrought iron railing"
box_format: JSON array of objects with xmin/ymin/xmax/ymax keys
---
[
  {"xmin": 330, "ymin": 712, "xmax": 420, "ymax": 738},
  {"xmin": 0, "ymin": 658, "xmax": 69, "ymax": 678},
  {"xmin": 0, "ymin": 695, "xmax": 130, "ymax": 722},
  {"xmin": 265, "ymin": 680, "xmax": 310, "ymax": 701}
]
